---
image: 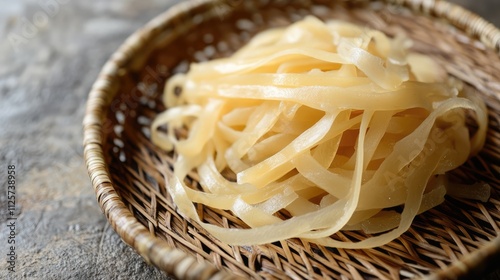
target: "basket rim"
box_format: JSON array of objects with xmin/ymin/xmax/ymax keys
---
[{"xmin": 82, "ymin": 0, "xmax": 500, "ymax": 279}]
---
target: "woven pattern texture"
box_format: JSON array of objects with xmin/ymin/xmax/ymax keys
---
[{"xmin": 83, "ymin": 0, "xmax": 500, "ymax": 279}]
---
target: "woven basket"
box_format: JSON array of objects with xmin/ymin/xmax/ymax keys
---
[{"xmin": 83, "ymin": 0, "xmax": 500, "ymax": 279}]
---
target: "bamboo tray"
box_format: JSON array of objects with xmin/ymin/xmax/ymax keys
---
[{"xmin": 83, "ymin": 0, "xmax": 500, "ymax": 279}]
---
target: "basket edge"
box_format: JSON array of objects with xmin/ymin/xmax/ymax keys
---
[{"xmin": 82, "ymin": 1, "xmax": 242, "ymax": 279}]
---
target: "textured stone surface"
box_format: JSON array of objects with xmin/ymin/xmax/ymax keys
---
[{"xmin": 0, "ymin": 0, "xmax": 498, "ymax": 279}]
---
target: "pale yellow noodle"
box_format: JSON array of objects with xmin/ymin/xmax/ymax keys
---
[{"xmin": 150, "ymin": 16, "xmax": 488, "ymax": 247}]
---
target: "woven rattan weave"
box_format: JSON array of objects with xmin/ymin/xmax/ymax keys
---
[{"xmin": 83, "ymin": 0, "xmax": 500, "ymax": 279}]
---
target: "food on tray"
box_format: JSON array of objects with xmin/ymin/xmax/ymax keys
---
[{"xmin": 151, "ymin": 16, "xmax": 488, "ymax": 247}]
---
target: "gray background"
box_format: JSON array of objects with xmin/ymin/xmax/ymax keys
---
[{"xmin": 0, "ymin": 0, "xmax": 498, "ymax": 279}]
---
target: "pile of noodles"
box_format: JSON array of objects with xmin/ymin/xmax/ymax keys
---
[{"xmin": 151, "ymin": 16, "xmax": 489, "ymax": 247}]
